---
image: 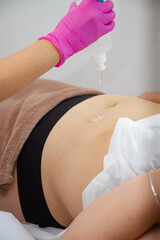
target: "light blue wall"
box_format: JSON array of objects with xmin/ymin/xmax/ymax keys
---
[{"xmin": 0, "ymin": 0, "xmax": 160, "ymax": 96}]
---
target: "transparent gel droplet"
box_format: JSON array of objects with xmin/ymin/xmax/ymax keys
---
[
  {"xmin": 90, "ymin": 115, "xmax": 106, "ymax": 123},
  {"xmin": 99, "ymin": 71, "xmax": 103, "ymax": 86}
]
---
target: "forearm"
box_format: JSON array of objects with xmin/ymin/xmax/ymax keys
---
[
  {"xmin": 60, "ymin": 170, "xmax": 160, "ymax": 240},
  {"xmin": 138, "ymin": 92, "xmax": 160, "ymax": 103},
  {"xmin": 0, "ymin": 40, "xmax": 60, "ymax": 101},
  {"xmin": 0, "ymin": 0, "xmax": 115, "ymax": 102}
]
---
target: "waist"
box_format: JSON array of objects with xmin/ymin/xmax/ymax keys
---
[
  {"xmin": 17, "ymin": 94, "xmax": 96, "ymax": 228},
  {"xmin": 41, "ymin": 94, "xmax": 160, "ymax": 220}
]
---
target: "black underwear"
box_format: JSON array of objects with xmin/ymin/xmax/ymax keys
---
[{"xmin": 17, "ymin": 95, "xmax": 95, "ymax": 229}]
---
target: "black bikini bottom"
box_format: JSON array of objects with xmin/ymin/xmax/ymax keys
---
[{"xmin": 17, "ymin": 94, "xmax": 95, "ymax": 229}]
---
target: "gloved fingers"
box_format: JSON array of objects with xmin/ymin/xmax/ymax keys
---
[
  {"xmin": 100, "ymin": 10, "xmax": 116, "ymax": 25},
  {"xmin": 69, "ymin": 1, "xmax": 77, "ymax": 12},
  {"xmin": 98, "ymin": 0, "xmax": 114, "ymax": 13},
  {"xmin": 103, "ymin": 20, "xmax": 115, "ymax": 34}
]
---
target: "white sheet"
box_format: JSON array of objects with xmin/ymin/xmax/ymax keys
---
[
  {"xmin": 82, "ymin": 114, "xmax": 160, "ymax": 209},
  {"xmin": 0, "ymin": 211, "xmax": 65, "ymax": 240},
  {"xmin": 2, "ymin": 115, "xmax": 160, "ymax": 239},
  {"xmin": 23, "ymin": 223, "xmax": 66, "ymax": 240}
]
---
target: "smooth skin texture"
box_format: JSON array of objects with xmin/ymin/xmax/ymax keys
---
[
  {"xmin": 0, "ymin": 0, "xmax": 115, "ymax": 102},
  {"xmin": 0, "ymin": 36, "xmax": 160, "ymax": 239},
  {"xmin": 1, "ymin": 36, "xmax": 159, "ymax": 239},
  {"xmin": 0, "ymin": 92, "xmax": 160, "ymax": 240},
  {"xmin": 1, "ymin": 1, "xmax": 159, "ymax": 238},
  {"xmin": 0, "ymin": 40, "xmax": 60, "ymax": 102},
  {"xmin": 59, "ymin": 169, "xmax": 160, "ymax": 240}
]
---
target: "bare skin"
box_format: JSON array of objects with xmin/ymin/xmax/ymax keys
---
[
  {"xmin": 0, "ymin": 92, "xmax": 160, "ymax": 240},
  {"xmin": 41, "ymin": 94, "xmax": 160, "ymax": 224},
  {"xmin": 0, "ymin": 40, "xmax": 60, "ymax": 102},
  {"xmin": 138, "ymin": 225, "xmax": 160, "ymax": 240},
  {"xmin": 0, "ymin": 37, "xmax": 160, "ymax": 239},
  {"xmin": 59, "ymin": 169, "xmax": 160, "ymax": 240}
]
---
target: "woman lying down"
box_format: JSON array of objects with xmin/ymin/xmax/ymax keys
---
[
  {"xmin": 0, "ymin": 79, "xmax": 160, "ymax": 240},
  {"xmin": 0, "ymin": 0, "xmax": 159, "ymax": 238}
]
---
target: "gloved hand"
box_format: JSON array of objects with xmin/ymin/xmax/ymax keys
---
[{"xmin": 38, "ymin": 0, "xmax": 115, "ymax": 67}]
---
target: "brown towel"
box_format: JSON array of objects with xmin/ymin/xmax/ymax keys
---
[{"xmin": 0, "ymin": 79, "xmax": 102, "ymax": 192}]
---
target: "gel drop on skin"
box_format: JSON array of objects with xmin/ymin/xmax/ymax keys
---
[{"xmin": 75, "ymin": 0, "xmax": 118, "ymax": 85}]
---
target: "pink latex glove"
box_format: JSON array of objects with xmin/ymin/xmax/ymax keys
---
[{"xmin": 38, "ymin": 0, "xmax": 115, "ymax": 67}]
